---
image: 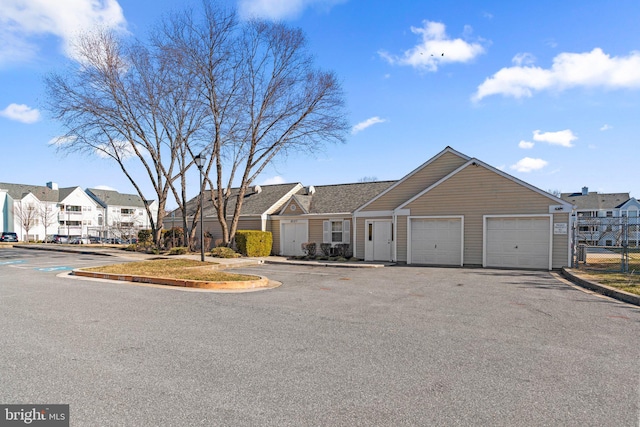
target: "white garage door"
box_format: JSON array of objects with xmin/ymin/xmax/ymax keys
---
[
  {"xmin": 281, "ymin": 221, "xmax": 308, "ymax": 256},
  {"xmin": 485, "ymin": 217, "xmax": 550, "ymax": 269},
  {"xmin": 410, "ymin": 218, "xmax": 462, "ymax": 266}
]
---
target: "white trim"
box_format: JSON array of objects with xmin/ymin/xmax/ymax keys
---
[
  {"xmin": 482, "ymin": 214, "xmax": 553, "ymax": 270},
  {"xmin": 407, "ymin": 215, "xmax": 464, "ymax": 266},
  {"xmin": 275, "ymin": 212, "xmax": 352, "ymax": 219},
  {"xmin": 364, "ymin": 219, "xmax": 393, "ymax": 261},
  {"xmin": 264, "ymin": 183, "xmax": 304, "ymax": 215},
  {"xmin": 354, "ymin": 147, "xmax": 470, "ymax": 214},
  {"xmin": 279, "ymin": 193, "xmax": 309, "ymax": 215},
  {"xmin": 397, "ymin": 160, "xmax": 573, "ymax": 211},
  {"xmin": 261, "ymin": 214, "xmax": 268, "ymax": 232},
  {"xmin": 354, "ymin": 210, "xmax": 393, "ymax": 218}
]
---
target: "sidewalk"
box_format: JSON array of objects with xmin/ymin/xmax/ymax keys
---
[{"xmin": 18, "ymin": 244, "xmax": 390, "ymax": 269}]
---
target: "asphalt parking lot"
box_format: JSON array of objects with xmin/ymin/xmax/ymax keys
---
[{"xmin": 1, "ymin": 248, "xmax": 639, "ymax": 426}]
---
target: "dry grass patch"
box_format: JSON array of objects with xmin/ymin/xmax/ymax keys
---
[
  {"xmin": 82, "ymin": 259, "xmax": 258, "ymax": 282},
  {"xmin": 578, "ymin": 271, "xmax": 640, "ymax": 296}
]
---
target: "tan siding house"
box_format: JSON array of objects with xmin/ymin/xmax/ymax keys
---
[{"xmin": 173, "ymin": 146, "xmax": 573, "ymax": 268}]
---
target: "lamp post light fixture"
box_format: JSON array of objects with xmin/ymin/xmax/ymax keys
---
[{"xmin": 194, "ymin": 153, "xmax": 206, "ymax": 262}]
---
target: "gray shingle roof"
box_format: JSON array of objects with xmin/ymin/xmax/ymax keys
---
[
  {"xmin": 0, "ymin": 182, "xmax": 60, "ymax": 202},
  {"xmin": 284, "ymin": 181, "xmax": 397, "ymax": 214},
  {"xmin": 561, "ymin": 191, "xmax": 630, "ymax": 210},
  {"xmin": 183, "ymin": 183, "xmax": 301, "ymax": 217},
  {"xmin": 87, "ymin": 188, "xmax": 150, "ymax": 208}
]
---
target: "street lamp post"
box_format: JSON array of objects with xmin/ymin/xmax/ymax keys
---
[{"xmin": 194, "ymin": 153, "xmax": 206, "ymax": 262}]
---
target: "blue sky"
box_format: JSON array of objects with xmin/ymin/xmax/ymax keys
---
[{"xmin": 1, "ymin": 0, "xmax": 639, "ymax": 207}]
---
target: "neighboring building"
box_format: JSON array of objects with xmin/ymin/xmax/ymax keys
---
[
  {"xmin": 179, "ymin": 147, "xmax": 574, "ymax": 269},
  {"xmin": 0, "ymin": 181, "xmax": 101, "ymax": 240},
  {"xmin": 86, "ymin": 188, "xmax": 158, "ymax": 240},
  {"xmin": 561, "ymin": 187, "xmax": 639, "ymax": 247},
  {"xmin": 0, "ymin": 181, "xmax": 157, "ymax": 241}
]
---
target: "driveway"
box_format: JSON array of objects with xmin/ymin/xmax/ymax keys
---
[{"xmin": 1, "ymin": 249, "xmax": 638, "ymax": 426}]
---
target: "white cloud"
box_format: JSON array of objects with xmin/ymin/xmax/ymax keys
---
[
  {"xmin": 261, "ymin": 176, "xmax": 286, "ymax": 185},
  {"xmin": 379, "ymin": 21, "xmax": 485, "ymax": 72},
  {"xmin": 48, "ymin": 135, "xmax": 77, "ymax": 146},
  {"xmin": 510, "ymin": 157, "xmax": 548, "ymax": 173},
  {"xmin": 0, "ymin": 0, "xmax": 126, "ymax": 63},
  {"xmin": 95, "ymin": 141, "xmax": 147, "ymax": 160},
  {"xmin": 93, "ymin": 185, "xmax": 117, "ymax": 191},
  {"xmin": 351, "ymin": 116, "xmax": 387, "ymax": 134},
  {"xmin": 518, "ymin": 140, "xmax": 534, "ymax": 149},
  {"xmin": 238, "ymin": 0, "xmax": 345, "ymax": 20},
  {"xmin": 0, "ymin": 103, "xmax": 40, "ymax": 123},
  {"xmin": 473, "ymin": 48, "xmax": 640, "ymax": 101},
  {"xmin": 512, "ymin": 52, "xmax": 536, "ymax": 66},
  {"xmin": 600, "ymin": 124, "xmax": 612, "ymax": 131},
  {"xmin": 533, "ymin": 129, "xmax": 577, "ymax": 148}
]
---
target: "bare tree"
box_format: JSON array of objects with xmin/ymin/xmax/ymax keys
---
[
  {"xmin": 164, "ymin": 3, "xmax": 348, "ymax": 246},
  {"xmin": 358, "ymin": 176, "xmax": 378, "ymax": 183},
  {"xmin": 14, "ymin": 203, "xmax": 38, "ymax": 241},
  {"xmin": 45, "ymin": 29, "xmax": 206, "ymax": 247},
  {"xmin": 38, "ymin": 203, "xmax": 58, "ymax": 242},
  {"xmin": 45, "ymin": 2, "xmax": 347, "ymax": 249}
]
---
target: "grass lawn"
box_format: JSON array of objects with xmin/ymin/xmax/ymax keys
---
[
  {"xmin": 576, "ymin": 271, "xmax": 640, "ymax": 296},
  {"xmin": 82, "ymin": 259, "xmax": 258, "ymax": 282}
]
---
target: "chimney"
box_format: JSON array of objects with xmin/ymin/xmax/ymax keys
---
[
  {"xmin": 46, "ymin": 182, "xmax": 58, "ymax": 190},
  {"xmin": 253, "ymin": 185, "xmax": 262, "ymax": 194},
  {"xmin": 307, "ymin": 186, "xmax": 316, "ymax": 195},
  {"xmin": 581, "ymin": 186, "xmax": 588, "ymax": 196}
]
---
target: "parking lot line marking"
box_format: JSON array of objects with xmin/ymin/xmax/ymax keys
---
[
  {"xmin": 0, "ymin": 260, "xmax": 25, "ymax": 265},
  {"xmin": 35, "ymin": 266, "xmax": 73, "ymax": 272}
]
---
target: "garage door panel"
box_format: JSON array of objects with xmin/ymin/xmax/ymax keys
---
[
  {"xmin": 486, "ymin": 217, "xmax": 550, "ymax": 269},
  {"xmin": 410, "ymin": 218, "xmax": 462, "ymax": 266}
]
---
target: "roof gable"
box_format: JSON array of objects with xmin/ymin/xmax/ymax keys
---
[
  {"xmin": 87, "ymin": 188, "xmax": 149, "ymax": 208},
  {"xmin": 618, "ymin": 197, "xmax": 640, "ymax": 209},
  {"xmin": 356, "ymin": 146, "xmax": 470, "ymax": 213},
  {"xmin": 397, "ymin": 158, "xmax": 573, "ymax": 211},
  {"xmin": 0, "ymin": 182, "xmax": 59, "ymax": 203},
  {"xmin": 182, "ymin": 183, "xmax": 303, "ymax": 217},
  {"xmin": 561, "ymin": 191, "xmax": 631, "ymax": 210}
]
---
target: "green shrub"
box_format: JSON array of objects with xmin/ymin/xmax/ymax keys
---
[
  {"xmin": 137, "ymin": 229, "xmax": 152, "ymax": 245},
  {"xmin": 125, "ymin": 244, "xmax": 137, "ymax": 251},
  {"xmin": 235, "ymin": 230, "xmax": 272, "ymax": 257},
  {"xmin": 210, "ymin": 247, "xmax": 241, "ymax": 258},
  {"xmin": 168, "ymin": 246, "xmax": 188, "ymax": 255}
]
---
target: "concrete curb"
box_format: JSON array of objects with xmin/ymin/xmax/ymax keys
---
[
  {"xmin": 262, "ymin": 257, "xmax": 390, "ymax": 268},
  {"xmin": 561, "ymin": 268, "xmax": 640, "ymax": 306},
  {"xmin": 72, "ymin": 269, "xmax": 273, "ymax": 290}
]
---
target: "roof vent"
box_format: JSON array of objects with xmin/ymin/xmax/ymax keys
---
[
  {"xmin": 581, "ymin": 186, "xmax": 588, "ymax": 196},
  {"xmin": 307, "ymin": 186, "xmax": 316, "ymax": 195},
  {"xmin": 254, "ymin": 185, "xmax": 262, "ymax": 194},
  {"xmin": 46, "ymin": 182, "xmax": 58, "ymax": 190}
]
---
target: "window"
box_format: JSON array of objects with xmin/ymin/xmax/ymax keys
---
[
  {"xmin": 121, "ymin": 208, "xmax": 135, "ymax": 215},
  {"xmin": 323, "ymin": 220, "xmax": 350, "ymax": 244},
  {"xmin": 331, "ymin": 221, "xmax": 343, "ymax": 243},
  {"xmin": 606, "ymin": 211, "xmax": 613, "ymax": 217},
  {"xmin": 368, "ymin": 223, "xmax": 373, "ymax": 241}
]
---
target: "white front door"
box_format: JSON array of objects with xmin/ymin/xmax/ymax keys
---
[
  {"xmin": 366, "ymin": 220, "xmax": 392, "ymax": 261},
  {"xmin": 281, "ymin": 221, "xmax": 308, "ymax": 256}
]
